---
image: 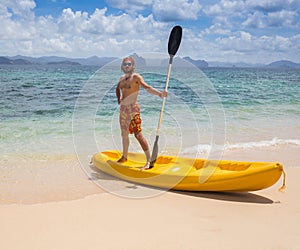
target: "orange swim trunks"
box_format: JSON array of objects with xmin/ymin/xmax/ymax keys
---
[{"xmin": 120, "ymin": 103, "xmax": 142, "ymax": 134}]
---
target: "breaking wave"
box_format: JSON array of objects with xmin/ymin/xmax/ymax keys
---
[{"xmin": 183, "ymin": 138, "xmax": 300, "ymax": 155}]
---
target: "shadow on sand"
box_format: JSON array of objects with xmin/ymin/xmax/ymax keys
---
[{"xmin": 172, "ymin": 190, "xmax": 274, "ymax": 204}]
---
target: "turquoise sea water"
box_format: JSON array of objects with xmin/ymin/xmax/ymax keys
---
[{"xmin": 1, "ymin": 58, "xmax": 300, "ymax": 160}]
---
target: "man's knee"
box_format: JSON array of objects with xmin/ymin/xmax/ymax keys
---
[
  {"xmin": 121, "ymin": 129, "xmax": 129, "ymax": 138},
  {"xmin": 134, "ymin": 132, "xmax": 142, "ymax": 140},
  {"xmin": 134, "ymin": 132, "xmax": 149, "ymax": 151}
]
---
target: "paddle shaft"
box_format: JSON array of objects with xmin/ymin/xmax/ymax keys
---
[
  {"xmin": 155, "ymin": 55, "xmax": 174, "ymax": 136},
  {"xmin": 150, "ymin": 56, "xmax": 174, "ymax": 166}
]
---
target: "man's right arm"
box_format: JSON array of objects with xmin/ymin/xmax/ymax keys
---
[{"xmin": 116, "ymin": 82, "xmax": 121, "ymax": 104}]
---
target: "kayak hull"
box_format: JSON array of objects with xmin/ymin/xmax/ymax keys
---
[{"xmin": 92, "ymin": 150, "xmax": 285, "ymax": 192}]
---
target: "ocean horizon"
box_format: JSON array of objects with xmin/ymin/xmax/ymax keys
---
[{"xmin": 2, "ymin": 54, "xmax": 300, "ymax": 69}]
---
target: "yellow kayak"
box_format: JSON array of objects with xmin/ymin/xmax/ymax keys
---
[{"xmin": 92, "ymin": 150, "xmax": 286, "ymax": 192}]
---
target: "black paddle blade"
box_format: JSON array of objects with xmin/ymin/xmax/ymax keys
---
[{"xmin": 168, "ymin": 25, "xmax": 182, "ymax": 56}]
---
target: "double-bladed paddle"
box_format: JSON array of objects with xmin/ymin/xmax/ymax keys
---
[{"xmin": 150, "ymin": 25, "xmax": 182, "ymax": 168}]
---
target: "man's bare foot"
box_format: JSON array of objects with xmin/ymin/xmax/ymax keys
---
[
  {"xmin": 140, "ymin": 161, "xmax": 152, "ymax": 170},
  {"xmin": 117, "ymin": 156, "xmax": 127, "ymax": 163}
]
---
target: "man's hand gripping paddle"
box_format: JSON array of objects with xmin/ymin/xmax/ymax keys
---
[{"xmin": 150, "ymin": 25, "xmax": 182, "ymax": 168}]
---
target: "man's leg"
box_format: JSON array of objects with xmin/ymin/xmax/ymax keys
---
[
  {"xmin": 134, "ymin": 132, "xmax": 151, "ymax": 169},
  {"xmin": 118, "ymin": 129, "xmax": 129, "ymax": 162}
]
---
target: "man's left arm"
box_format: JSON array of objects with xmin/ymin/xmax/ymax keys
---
[
  {"xmin": 116, "ymin": 82, "xmax": 121, "ymax": 104},
  {"xmin": 138, "ymin": 75, "xmax": 168, "ymax": 98}
]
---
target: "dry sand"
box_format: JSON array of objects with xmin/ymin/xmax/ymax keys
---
[{"xmin": 1, "ymin": 146, "xmax": 299, "ymax": 250}]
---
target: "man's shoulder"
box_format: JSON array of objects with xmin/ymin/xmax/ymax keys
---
[
  {"xmin": 120, "ymin": 74, "xmax": 126, "ymax": 80},
  {"xmin": 132, "ymin": 73, "xmax": 143, "ymax": 80}
]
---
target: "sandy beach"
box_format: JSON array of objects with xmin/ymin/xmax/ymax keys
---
[{"xmin": 1, "ymin": 146, "xmax": 299, "ymax": 250}]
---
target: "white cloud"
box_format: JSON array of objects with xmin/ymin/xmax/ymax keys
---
[
  {"xmin": 108, "ymin": 0, "xmax": 203, "ymax": 21},
  {"xmin": 179, "ymin": 25, "xmax": 300, "ymax": 63},
  {"xmin": 0, "ymin": 5, "xmax": 170, "ymax": 57},
  {"xmin": 204, "ymin": 0, "xmax": 300, "ymax": 30},
  {"xmin": 0, "ymin": 1, "xmax": 36, "ymax": 41},
  {"xmin": 242, "ymin": 7, "xmax": 299, "ymax": 29},
  {"xmin": 203, "ymin": 0, "xmax": 245, "ymax": 16},
  {"xmin": 217, "ymin": 31, "xmax": 255, "ymax": 52},
  {"xmin": 247, "ymin": 0, "xmax": 295, "ymax": 12},
  {"xmin": 106, "ymin": 0, "xmax": 153, "ymax": 15},
  {"xmin": 242, "ymin": 11, "xmax": 267, "ymax": 28},
  {"xmin": 202, "ymin": 23, "xmax": 231, "ymax": 35},
  {"xmin": 213, "ymin": 31, "xmax": 300, "ymax": 62},
  {"xmin": 267, "ymin": 10, "xmax": 299, "ymax": 27},
  {"xmin": 0, "ymin": 0, "xmax": 36, "ymax": 19},
  {"xmin": 153, "ymin": 0, "xmax": 201, "ymax": 21},
  {"xmin": 57, "ymin": 8, "xmax": 89, "ymax": 35}
]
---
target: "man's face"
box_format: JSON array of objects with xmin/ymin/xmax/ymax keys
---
[{"xmin": 122, "ymin": 60, "xmax": 133, "ymax": 73}]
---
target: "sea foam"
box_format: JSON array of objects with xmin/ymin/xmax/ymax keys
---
[{"xmin": 183, "ymin": 138, "xmax": 300, "ymax": 155}]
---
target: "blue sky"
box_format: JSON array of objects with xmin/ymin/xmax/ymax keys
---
[{"xmin": 0, "ymin": 0, "xmax": 299, "ymax": 63}]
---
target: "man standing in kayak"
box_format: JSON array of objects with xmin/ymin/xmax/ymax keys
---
[{"xmin": 116, "ymin": 56, "xmax": 168, "ymax": 170}]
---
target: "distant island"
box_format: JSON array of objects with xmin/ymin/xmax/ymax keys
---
[
  {"xmin": 0, "ymin": 55, "xmax": 300, "ymax": 69},
  {"xmin": 0, "ymin": 55, "xmax": 116, "ymax": 67}
]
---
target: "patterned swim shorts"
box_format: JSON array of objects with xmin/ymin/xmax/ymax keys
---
[{"xmin": 120, "ymin": 103, "xmax": 142, "ymax": 134}]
